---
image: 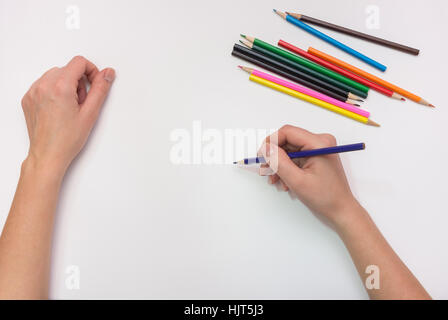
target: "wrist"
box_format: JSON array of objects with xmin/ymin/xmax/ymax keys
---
[
  {"xmin": 22, "ymin": 154, "xmax": 67, "ymax": 185},
  {"xmin": 332, "ymin": 199, "xmax": 371, "ymax": 236}
]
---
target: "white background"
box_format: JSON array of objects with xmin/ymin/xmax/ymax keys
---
[{"xmin": 0, "ymin": 0, "xmax": 447, "ymax": 299}]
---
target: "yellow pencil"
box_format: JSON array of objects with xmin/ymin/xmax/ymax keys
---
[{"xmin": 249, "ymin": 74, "xmax": 380, "ymax": 127}]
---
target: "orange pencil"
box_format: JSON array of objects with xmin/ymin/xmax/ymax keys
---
[{"xmin": 308, "ymin": 47, "xmax": 435, "ymax": 108}]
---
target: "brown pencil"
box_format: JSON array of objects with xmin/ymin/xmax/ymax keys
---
[{"xmin": 286, "ymin": 12, "xmax": 420, "ymax": 55}]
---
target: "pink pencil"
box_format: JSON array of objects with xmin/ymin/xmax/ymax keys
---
[{"xmin": 239, "ymin": 66, "xmax": 370, "ymax": 118}]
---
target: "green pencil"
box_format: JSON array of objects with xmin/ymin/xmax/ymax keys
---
[{"xmin": 240, "ymin": 35, "xmax": 369, "ymax": 95}]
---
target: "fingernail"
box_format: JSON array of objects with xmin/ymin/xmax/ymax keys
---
[{"xmin": 104, "ymin": 68, "xmax": 115, "ymax": 83}]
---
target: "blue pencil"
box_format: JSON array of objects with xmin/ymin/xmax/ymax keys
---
[
  {"xmin": 234, "ymin": 143, "xmax": 365, "ymax": 165},
  {"xmin": 274, "ymin": 9, "xmax": 387, "ymax": 72}
]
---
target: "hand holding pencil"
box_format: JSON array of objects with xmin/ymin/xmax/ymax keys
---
[
  {"xmin": 258, "ymin": 125, "xmax": 431, "ymax": 300},
  {"xmin": 258, "ymin": 125, "xmax": 358, "ymax": 222}
]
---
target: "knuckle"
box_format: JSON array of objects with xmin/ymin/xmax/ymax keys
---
[
  {"xmin": 320, "ymin": 133, "xmax": 337, "ymax": 146},
  {"xmin": 27, "ymin": 86, "xmax": 36, "ymax": 100},
  {"xmin": 29, "ymin": 84, "xmax": 39, "ymax": 97},
  {"xmin": 42, "ymin": 66, "xmax": 60, "ymax": 78},
  {"xmin": 280, "ymin": 124, "xmax": 293, "ymax": 131},
  {"xmin": 21, "ymin": 94, "xmax": 29, "ymax": 109},
  {"xmin": 35, "ymin": 81, "xmax": 49, "ymax": 95},
  {"xmin": 71, "ymin": 55, "xmax": 86, "ymax": 64},
  {"xmin": 54, "ymin": 78, "xmax": 70, "ymax": 95}
]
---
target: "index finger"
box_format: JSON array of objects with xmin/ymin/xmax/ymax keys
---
[{"xmin": 63, "ymin": 55, "xmax": 99, "ymax": 84}]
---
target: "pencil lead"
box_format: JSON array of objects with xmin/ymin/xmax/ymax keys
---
[
  {"xmin": 429, "ymin": 104, "xmax": 435, "ymax": 108},
  {"xmin": 239, "ymin": 39, "xmax": 253, "ymax": 48},
  {"xmin": 240, "ymin": 34, "xmax": 246, "ymax": 39},
  {"xmin": 237, "ymin": 65, "xmax": 242, "ymax": 69},
  {"xmin": 401, "ymin": 98, "xmax": 406, "ymax": 101},
  {"xmin": 354, "ymin": 104, "xmax": 360, "ymax": 107},
  {"xmin": 233, "ymin": 161, "xmax": 237, "ymax": 164}
]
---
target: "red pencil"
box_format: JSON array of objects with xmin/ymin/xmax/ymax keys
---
[{"xmin": 278, "ymin": 40, "xmax": 404, "ymax": 101}]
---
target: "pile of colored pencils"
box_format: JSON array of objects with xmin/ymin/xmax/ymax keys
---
[{"xmin": 231, "ymin": 9, "xmax": 435, "ymax": 127}]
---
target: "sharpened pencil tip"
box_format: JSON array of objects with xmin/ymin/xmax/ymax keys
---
[
  {"xmin": 233, "ymin": 161, "xmax": 237, "ymax": 164},
  {"xmin": 239, "ymin": 39, "xmax": 252, "ymax": 48},
  {"xmin": 419, "ymin": 98, "xmax": 433, "ymax": 107},
  {"xmin": 240, "ymin": 34, "xmax": 246, "ymax": 39},
  {"xmin": 273, "ymin": 9, "xmax": 286, "ymax": 19},
  {"xmin": 367, "ymin": 119, "xmax": 381, "ymax": 127},
  {"xmin": 238, "ymin": 66, "xmax": 252, "ymax": 74},
  {"xmin": 401, "ymin": 98, "xmax": 406, "ymax": 101},
  {"xmin": 354, "ymin": 104, "xmax": 360, "ymax": 107}
]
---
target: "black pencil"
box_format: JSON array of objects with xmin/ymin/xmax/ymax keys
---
[
  {"xmin": 232, "ymin": 44, "xmax": 363, "ymax": 102},
  {"xmin": 286, "ymin": 12, "xmax": 420, "ymax": 56},
  {"xmin": 231, "ymin": 45, "xmax": 361, "ymax": 105}
]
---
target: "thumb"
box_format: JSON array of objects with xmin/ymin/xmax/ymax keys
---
[
  {"xmin": 261, "ymin": 143, "xmax": 304, "ymax": 187},
  {"xmin": 81, "ymin": 67, "xmax": 115, "ymax": 123}
]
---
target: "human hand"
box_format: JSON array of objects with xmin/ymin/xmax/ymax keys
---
[
  {"xmin": 21, "ymin": 56, "xmax": 115, "ymax": 176},
  {"xmin": 259, "ymin": 125, "xmax": 359, "ymax": 227}
]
